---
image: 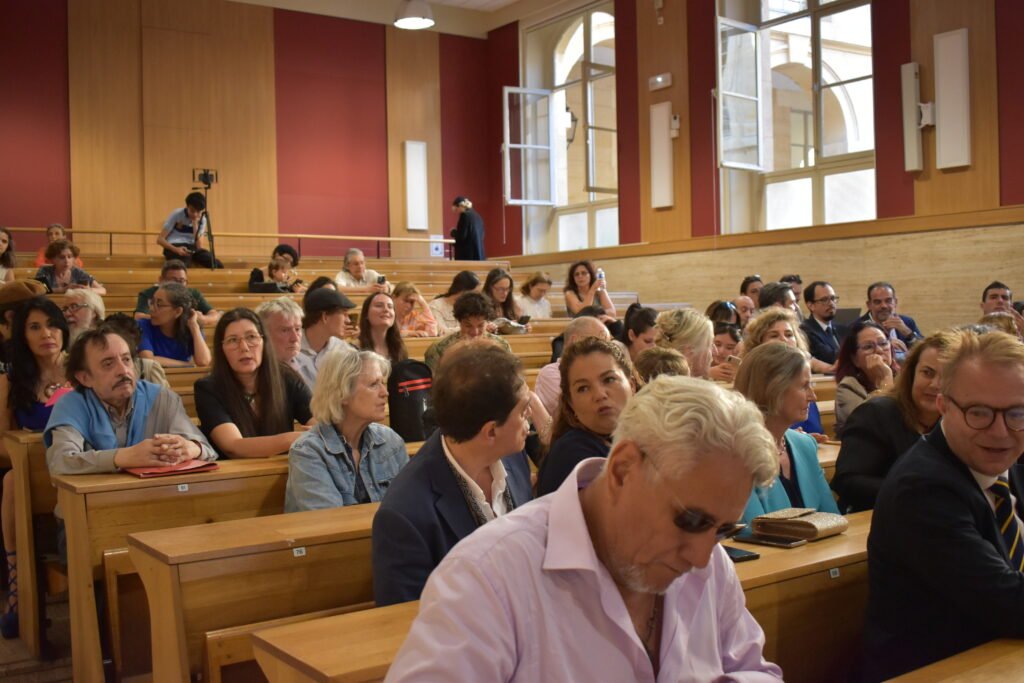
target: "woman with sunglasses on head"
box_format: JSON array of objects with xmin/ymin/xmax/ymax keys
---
[
  {"xmin": 733, "ymin": 342, "xmax": 839, "ymax": 525},
  {"xmin": 831, "ymin": 331, "xmax": 952, "ymax": 513},
  {"xmin": 0, "ymin": 299, "xmax": 72, "ymax": 638},
  {"xmin": 535, "ymin": 337, "xmax": 635, "ymax": 496},
  {"xmin": 138, "ymin": 283, "xmax": 211, "ymax": 368},
  {"xmin": 705, "ymin": 299, "xmax": 740, "ymax": 326},
  {"xmin": 834, "ymin": 320, "xmax": 899, "ymax": 436},
  {"xmin": 195, "ymin": 308, "xmax": 312, "ymax": 459}
]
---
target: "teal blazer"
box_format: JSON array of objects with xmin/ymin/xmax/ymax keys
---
[{"xmin": 742, "ymin": 429, "xmax": 839, "ymax": 524}]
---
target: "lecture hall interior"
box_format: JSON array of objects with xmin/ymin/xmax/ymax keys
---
[{"xmin": 1, "ymin": 0, "xmax": 1023, "ymax": 681}]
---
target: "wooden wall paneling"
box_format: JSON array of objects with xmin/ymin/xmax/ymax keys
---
[
  {"xmin": 385, "ymin": 27, "xmax": 443, "ymax": 259},
  {"xmin": 140, "ymin": 0, "xmax": 278, "ymax": 258},
  {"xmin": 910, "ymin": 0, "xmax": 1000, "ymax": 215},
  {"xmin": 509, "ymin": 223, "xmax": 1024, "ymax": 335},
  {"xmin": 636, "ymin": 0, "xmax": 691, "ymax": 243},
  {"xmin": 68, "ymin": 0, "xmax": 146, "ymax": 255}
]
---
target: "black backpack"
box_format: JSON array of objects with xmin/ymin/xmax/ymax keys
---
[{"xmin": 387, "ymin": 359, "xmax": 435, "ymax": 442}]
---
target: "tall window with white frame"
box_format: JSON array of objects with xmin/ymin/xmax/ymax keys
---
[
  {"xmin": 717, "ymin": 0, "xmax": 874, "ymax": 233},
  {"xmin": 514, "ymin": 3, "xmax": 617, "ymax": 254}
]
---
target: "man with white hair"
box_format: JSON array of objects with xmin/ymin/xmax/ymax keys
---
[
  {"xmin": 534, "ymin": 316, "xmax": 611, "ymax": 415},
  {"xmin": 334, "ymin": 248, "xmax": 390, "ymax": 293},
  {"xmin": 256, "ymin": 297, "xmax": 304, "ymax": 369},
  {"xmin": 385, "ymin": 376, "xmax": 782, "ymax": 681}
]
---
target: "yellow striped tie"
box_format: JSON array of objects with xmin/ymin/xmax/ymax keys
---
[{"xmin": 990, "ymin": 477, "xmax": 1024, "ymax": 572}]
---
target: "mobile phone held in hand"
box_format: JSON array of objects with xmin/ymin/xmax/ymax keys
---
[
  {"xmin": 518, "ymin": 316, "xmax": 531, "ymax": 325},
  {"xmin": 377, "ymin": 275, "xmax": 386, "ymax": 284}
]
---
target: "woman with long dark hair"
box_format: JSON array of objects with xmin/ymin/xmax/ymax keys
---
[
  {"xmin": 429, "ymin": 270, "xmax": 480, "ymax": 334},
  {"xmin": 834, "ymin": 320, "xmax": 899, "ymax": 435},
  {"xmin": 0, "ymin": 227, "xmax": 16, "ymax": 283},
  {"xmin": 138, "ymin": 283, "xmax": 211, "ymax": 368},
  {"xmin": 563, "ymin": 260, "xmax": 616, "ymax": 318},
  {"xmin": 619, "ymin": 303, "xmax": 658, "ymax": 364},
  {"xmin": 482, "ymin": 268, "xmax": 522, "ymax": 321},
  {"xmin": 357, "ymin": 293, "xmax": 408, "ymax": 365},
  {"xmin": 194, "ymin": 308, "xmax": 312, "ymax": 458},
  {"xmin": 0, "ymin": 298, "xmax": 71, "ymax": 638}
]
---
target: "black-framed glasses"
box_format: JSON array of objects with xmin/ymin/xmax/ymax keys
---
[
  {"xmin": 945, "ymin": 395, "xmax": 1024, "ymax": 432},
  {"xmin": 644, "ymin": 451, "xmax": 745, "ymax": 541},
  {"xmin": 812, "ymin": 295, "xmax": 840, "ymax": 305},
  {"xmin": 61, "ymin": 302, "xmax": 87, "ymax": 314}
]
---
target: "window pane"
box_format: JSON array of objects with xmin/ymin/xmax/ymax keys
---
[
  {"xmin": 821, "ymin": 5, "xmax": 872, "ymax": 83},
  {"xmin": 824, "ymin": 169, "xmax": 875, "ymax": 224},
  {"xmin": 558, "ymin": 211, "xmax": 588, "ymax": 251},
  {"xmin": 763, "ymin": 0, "xmax": 808, "ymax": 22},
  {"xmin": 720, "ymin": 24, "xmax": 757, "ymax": 98},
  {"xmin": 590, "ymin": 75, "xmax": 616, "ymax": 130},
  {"xmin": 508, "ymin": 147, "xmax": 552, "ymax": 203},
  {"xmin": 595, "ymin": 206, "xmax": 619, "ymax": 247},
  {"xmin": 589, "ymin": 128, "xmax": 618, "ymax": 190},
  {"xmin": 721, "ymin": 94, "xmax": 760, "ymax": 166},
  {"xmin": 821, "ymin": 77, "xmax": 874, "ymax": 155},
  {"xmin": 766, "ymin": 177, "xmax": 813, "ymax": 230},
  {"xmin": 590, "ymin": 9, "xmax": 615, "ymax": 70}
]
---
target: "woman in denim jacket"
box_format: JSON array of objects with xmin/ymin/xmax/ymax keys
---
[{"xmin": 285, "ymin": 349, "xmax": 409, "ymax": 511}]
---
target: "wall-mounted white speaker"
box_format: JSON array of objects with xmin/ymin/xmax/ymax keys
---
[{"xmin": 933, "ymin": 28, "xmax": 971, "ymax": 169}]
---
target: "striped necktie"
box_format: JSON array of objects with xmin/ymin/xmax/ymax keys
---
[{"xmin": 989, "ymin": 476, "xmax": 1024, "ymax": 572}]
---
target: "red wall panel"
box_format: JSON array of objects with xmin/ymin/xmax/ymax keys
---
[
  {"xmin": 687, "ymin": 0, "xmax": 719, "ymax": 237},
  {"xmin": 274, "ymin": 9, "xmax": 389, "ymax": 257},
  {"xmin": 872, "ymin": 0, "xmax": 914, "ymax": 218},
  {"xmin": 615, "ymin": 0, "xmax": 641, "ymax": 245},
  {"xmin": 484, "ymin": 21, "xmax": 522, "ymax": 258},
  {"xmin": 0, "ymin": 0, "xmax": 70, "ymax": 252},
  {"xmin": 996, "ymin": 0, "xmax": 1024, "ymax": 206},
  {"xmin": 439, "ymin": 33, "xmax": 491, "ymax": 251}
]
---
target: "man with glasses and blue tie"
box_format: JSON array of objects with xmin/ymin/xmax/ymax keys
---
[
  {"xmin": 860, "ymin": 281, "xmax": 923, "ymax": 363},
  {"xmin": 801, "ymin": 280, "xmax": 846, "ymax": 368},
  {"xmin": 385, "ymin": 376, "xmax": 783, "ymax": 682},
  {"xmin": 864, "ymin": 328, "xmax": 1024, "ymax": 681}
]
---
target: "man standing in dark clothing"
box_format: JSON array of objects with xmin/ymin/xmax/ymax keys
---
[{"xmin": 450, "ymin": 196, "xmax": 485, "ymax": 261}]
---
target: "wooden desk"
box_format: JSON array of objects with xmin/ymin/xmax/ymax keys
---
[
  {"xmin": 252, "ymin": 511, "xmax": 872, "ymax": 683},
  {"xmin": 890, "ymin": 639, "xmax": 1024, "ymax": 681},
  {"xmin": 54, "ymin": 458, "xmax": 290, "ymax": 682},
  {"xmin": 128, "ymin": 504, "xmax": 379, "ymax": 682}
]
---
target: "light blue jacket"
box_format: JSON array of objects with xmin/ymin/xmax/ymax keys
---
[
  {"xmin": 742, "ymin": 429, "xmax": 839, "ymax": 524},
  {"xmin": 285, "ymin": 421, "xmax": 409, "ymax": 512}
]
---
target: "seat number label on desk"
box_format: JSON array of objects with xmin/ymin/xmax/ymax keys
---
[
  {"xmin": 828, "ymin": 568, "xmax": 841, "ymax": 579},
  {"xmin": 293, "ymin": 547, "xmax": 307, "ymax": 558},
  {"xmin": 177, "ymin": 484, "xmax": 189, "ymax": 492}
]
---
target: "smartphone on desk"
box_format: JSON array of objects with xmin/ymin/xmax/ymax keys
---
[
  {"xmin": 724, "ymin": 545, "xmax": 760, "ymax": 563},
  {"xmin": 733, "ymin": 529, "xmax": 807, "ymax": 549}
]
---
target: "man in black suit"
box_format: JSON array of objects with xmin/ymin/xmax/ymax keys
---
[
  {"xmin": 799, "ymin": 281, "xmax": 845, "ymax": 367},
  {"xmin": 864, "ymin": 329, "xmax": 1024, "ymax": 681},
  {"xmin": 372, "ymin": 341, "xmax": 533, "ymax": 606},
  {"xmin": 859, "ymin": 282, "xmax": 922, "ymax": 362}
]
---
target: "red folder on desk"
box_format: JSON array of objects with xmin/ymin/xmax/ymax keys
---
[{"xmin": 126, "ymin": 460, "xmax": 219, "ymax": 478}]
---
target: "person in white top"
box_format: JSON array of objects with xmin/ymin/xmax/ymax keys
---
[
  {"xmin": 515, "ymin": 271, "xmax": 553, "ymax": 320},
  {"xmin": 428, "ymin": 270, "xmax": 480, "ymax": 335},
  {"xmin": 334, "ymin": 248, "xmax": 391, "ymax": 293}
]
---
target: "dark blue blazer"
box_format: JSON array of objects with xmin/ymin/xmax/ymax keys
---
[
  {"xmin": 371, "ymin": 429, "xmax": 532, "ymax": 606},
  {"xmin": 863, "ymin": 426, "xmax": 1024, "ymax": 681},
  {"xmin": 799, "ymin": 317, "xmax": 847, "ymax": 364},
  {"xmin": 857, "ymin": 313, "xmax": 922, "ymax": 345}
]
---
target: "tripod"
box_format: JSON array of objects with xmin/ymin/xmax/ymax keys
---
[{"xmin": 192, "ymin": 168, "xmax": 219, "ymax": 270}]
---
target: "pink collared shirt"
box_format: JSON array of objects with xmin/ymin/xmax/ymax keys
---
[{"xmin": 385, "ymin": 458, "xmax": 782, "ymax": 682}]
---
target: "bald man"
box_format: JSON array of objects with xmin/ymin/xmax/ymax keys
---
[{"xmin": 534, "ymin": 316, "xmax": 611, "ymax": 415}]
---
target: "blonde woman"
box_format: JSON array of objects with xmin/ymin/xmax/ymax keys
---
[
  {"xmin": 744, "ymin": 308, "xmax": 834, "ymax": 374},
  {"xmin": 653, "ymin": 307, "xmax": 714, "ymax": 378},
  {"xmin": 515, "ymin": 272, "xmax": 553, "ymax": 319},
  {"xmin": 393, "ymin": 282, "xmax": 439, "ymax": 337}
]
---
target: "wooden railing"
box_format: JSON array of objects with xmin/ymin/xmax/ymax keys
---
[{"xmin": 8, "ymin": 227, "xmax": 456, "ymax": 260}]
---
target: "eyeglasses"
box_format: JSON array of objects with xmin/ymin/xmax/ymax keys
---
[
  {"xmin": 812, "ymin": 295, "xmax": 840, "ymax": 305},
  {"xmin": 149, "ymin": 299, "xmax": 173, "ymax": 310},
  {"xmin": 644, "ymin": 450, "xmax": 745, "ymax": 541},
  {"xmin": 945, "ymin": 395, "xmax": 1024, "ymax": 432},
  {"xmin": 223, "ymin": 333, "xmax": 264, "ymax": 350},
  {"xmin": 61, "ymin": 303, "xmax": 87, "ymax": 314},
  {"xmin": 857, "ymin": 340, "xmax": 891, "ymax": 353}
]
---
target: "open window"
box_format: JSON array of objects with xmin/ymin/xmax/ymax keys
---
[{"xmin": 502, "ymin": 87, "xmax": 556, "ymax": 206}]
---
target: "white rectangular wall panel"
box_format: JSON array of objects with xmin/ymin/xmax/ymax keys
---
[
  {"xmin": 650, "ymin": 102, "xmax": 674, "ymax": 208},
  {"xmin": 901, "ymin": 62, "xmax": 923, "ymax": 172},
  {"xmin": 933, "ymin": 28, "xmax": 971, "ymax": 169},
  {"xmin": 404, "ymin": 140, "xmax": 429, "ymax": 231}
]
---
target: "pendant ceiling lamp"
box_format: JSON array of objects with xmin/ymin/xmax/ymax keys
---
[{"xmin": 394, "ymin": 0, "xmax": 435, "ymax": 30}]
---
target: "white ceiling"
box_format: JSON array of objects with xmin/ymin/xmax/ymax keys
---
[{"xmin": 430, "ymin": 0, "xmax": 520, "ymax": 11}]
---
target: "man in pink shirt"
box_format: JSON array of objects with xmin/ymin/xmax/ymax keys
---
[{"xmin": 386, "ymin": 375, "xmax": 783, "ymax": 682}]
